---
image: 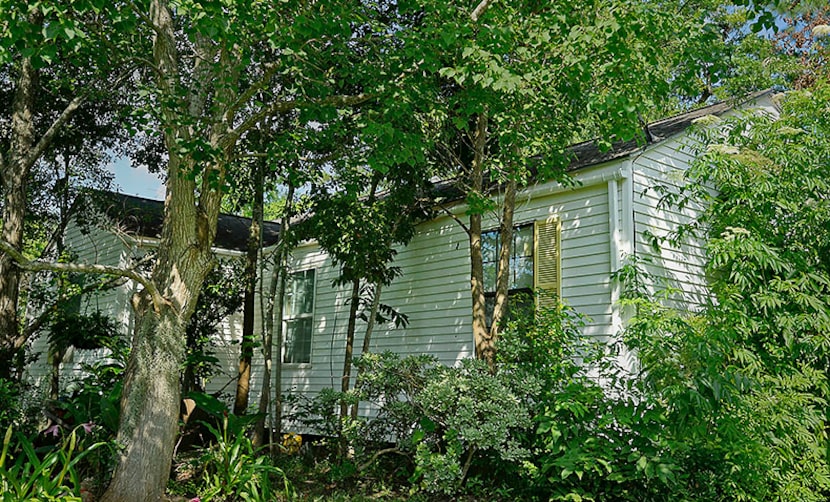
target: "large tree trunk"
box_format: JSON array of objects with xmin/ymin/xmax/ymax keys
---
[
  {"xmin": 102, "ymin": 305, "xmax": 190, "ymax": 501},
  {"xmin": 102, "ymin": 1, "xmax": 224, "ymax": 498},
  {"xmin": 0, "ymin": 51, "xmax": 38, "ymax": 378},
  {"xmin": 234, "ymin": 164, "xmax": 263, "ymax": 415},
  {"xmin": 102, "ymin": 176, "xmax": 219, "ymax": 502}
]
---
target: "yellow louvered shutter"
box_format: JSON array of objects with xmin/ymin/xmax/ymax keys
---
[{"xmin": 534, "ymin": 218, "xmax": 561, "ymax": 308}]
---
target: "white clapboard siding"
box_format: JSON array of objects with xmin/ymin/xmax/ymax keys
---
[
  {"xmin": 278, "ymin": 174, "xmax": 617, "ymax": 425},
  {"xmin": 24, "ymin": 223, "xmax": 135, "ymax": 397},
  {"xmin": 632, "ymin": 135, "xmax": 710, "ymax": 309}
]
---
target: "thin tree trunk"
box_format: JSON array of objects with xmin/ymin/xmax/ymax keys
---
[
  {"xmin": 0, "ymin": 46, "xmax": 38, "ymax": 378},
  {"xmin": 350, "ymin": 281, "xmax": 382, "ymax": 419},
  {"xmin": 469, "ymin": 112, "xmax": 491, "ymax": 367},
  {"xmin": 487, "ymin": 177, "xmax": 517, "ymax": 353},
  {"xmin": 253, "ymin": 180, "xmax": 294, "ymax": 448},
  {"xmin": 234, "ymin": 164, "xmax": 263, "ymax": 415},
  {"xmin": 340, "ymin": 278, "xmax": 361, "ymax": 419}
]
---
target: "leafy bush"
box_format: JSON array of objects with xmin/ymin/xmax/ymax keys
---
[{"xmin": 0, "ymin": 377, "xmax": 23, "ymax": 432}]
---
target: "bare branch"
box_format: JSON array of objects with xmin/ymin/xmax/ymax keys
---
[
  {"xmin": 224, "ymin": 63, "xmax": 280, "ymax": 121},
  {"xmin": 470, "ymin": 0, "xmax": 493, "ymax": 21},
  {"xmin": 0, "ymin": 239, "xmax": 168, "ymax": 314},
  {"xmin": 21, "ymin": 96, "xmax": 84, "ymax": 172},
  {"xmin": 437, "ymin": 202, "xmax": 470, "ymax": 235},
  {"xmin": 357, "ymin": 447, "xmax": 407, "ymax": 473},
  {"xmin": 224, "ymin": 92, "xmax": 375, "ymax": 150},
  {"xmin": 21, "ymin": 65, "xmax": 138, "ymax": 173},
  {"xmin": 128, "ymin": 0, "xmax": 165, "ymax": 37}
]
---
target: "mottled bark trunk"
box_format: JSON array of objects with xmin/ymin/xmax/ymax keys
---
[
  {"xmin": 102, "ymin": 305, "xmax": 188, "ymax": 502},
  {"xmin": 469, "ymin": 112, "xmax": 491, "ymax": 367},
  {"xmin": 0, "ymin": 51, "xmax": 38, "ymax": 378},
  {"xmin": 234, "ymin": 166, "xmax": 263, "ymax": 415},
  {"xmin": 103, "ymin": 1, "xmax": 223, "ymax": 498}
]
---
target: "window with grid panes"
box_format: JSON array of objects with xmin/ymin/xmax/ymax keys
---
[
  {"xmin": 482, "ymin": 224, "xmax": 534, "ymax": 326},
  {"xmin": 283, "ymin": 269, "xmax": 315, "ymax": 364}
]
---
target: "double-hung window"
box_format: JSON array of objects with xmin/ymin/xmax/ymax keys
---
[
  {"xmin": 482, "ymin": 219, "xmax": 561, "ymax": 324},
  {"xmin": 283, "ymin": 269, "xmax": 315, "ymax": 364}
]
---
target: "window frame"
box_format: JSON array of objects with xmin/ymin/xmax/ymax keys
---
[
  {"xmin": 482, "ymin": 223, "xmax": 535, "ymax": 326},
  {"xmin": 282, "ymin": 268, "xmax": 316, "ymax": 365}
]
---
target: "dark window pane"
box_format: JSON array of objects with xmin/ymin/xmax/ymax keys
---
[
  {"xmin": 484, "ymin": 261, "xmax": 497, "ymax": 292},
  {"xmin": 284, "ymin": 318, "xmax": 312, "ymax": 364}
]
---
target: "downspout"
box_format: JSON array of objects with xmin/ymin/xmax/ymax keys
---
[
  {"xmin": 608, "ymin": 158, "xmax": 634, "ymax": 334},
  {"xmin": 620, "ymin": 159, "xmax": 635, "ymax": 260},
  {"xmin": 607, "ymin": 177, "xmax": 622, "ymax": 334}
]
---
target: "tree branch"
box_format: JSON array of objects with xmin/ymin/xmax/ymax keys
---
[
  {"xmin": 21, "ymin": 96, "xmax": 84, "ymax": 172},
  {"xmin": 224, "ymin": 63, "xmax": 280, "ymax": 122},
  {"xmin": 357, "ymin": 447, "xmax": 407, "ymax": 473},
  {"xmin": 224, "ymin": 92, "xmax": 375, "ymax": 150},
  {"xmin": 21, "ymin": 65, "xmax": 138, "ymax": 174},
  {"xmin": 128, "ymin": 0, "xmax": 165, "ymax": 37},
  {"xmin": 0, "ymin": 239, "xmax": 168, "ymax": 314},
  {"xmin": 19, "ymin": 275, "xmax": 130, "ymax": 348},
  {"xmin": 470, "ymin": 0, "xmax": 493, "ymax": 21},
  {"xmin": 437, "ymin": 202, "xmax": 470, "ymax": 235}
]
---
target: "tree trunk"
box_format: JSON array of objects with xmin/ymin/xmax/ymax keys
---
[
  {"xmin": 102, "ymin": 306, "xmax": 188, "ymax": 501},
  {"xmin": 0, "ymin": 49, "xmax": 38, "ymax": 378},
  {"xmin": 351, "ymin": 281, "xmax": 382, "ymax": 419},
  {"xmin": 340, "ymin": 278, "xmax": 361, "ymax": 419},
  {"xmin": 102, "ymin": 1, "xmax": 224, "ymax": 498},
  {"xmin": 488, "ymin": 177, "xmax": 517, "ymax": 347},
  {"xmin": 253, "ymin": 181, "xmax": 294, "ymax": 448},
  {"xmin": 234, "ymin": 165, "xmax": 263, "ymax": 415},
  {"xmin": 468, "ymin": 112, "xmax": 492, "ymax": 367}
]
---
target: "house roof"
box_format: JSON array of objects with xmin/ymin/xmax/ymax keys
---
[
  {"xmin": 432, "ymin": 90, "xmax": 773, "ymax": 200},
  {"xmin": 566, "ymin": 90, "xmax": 773, "ymax": 171},
  {"xmin": 88, "ymin": 191, "xmax": 281, "ymax": 252}
]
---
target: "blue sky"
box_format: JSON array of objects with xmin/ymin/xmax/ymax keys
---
[{"xmin": 109, "ymin": 156, "xmax": 165, "ymax": 200}]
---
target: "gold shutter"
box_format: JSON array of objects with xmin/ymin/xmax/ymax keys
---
[{"xmin": 534, "ymin": 218, "xmax": 561, "ymax": 308}]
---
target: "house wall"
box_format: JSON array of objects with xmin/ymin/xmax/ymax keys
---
[
  {"xmin": 25, "ymin": 222, "xmax": 135, "ymax": 397},
  {"xmin": 631, "ymin": 135, "xmax": 710, "ymax": 309},
  {"xmin": 281, "ymin": 162, "xmax": 622, "ymax": 419},
  {"xmin": 24, "ymin": 221, "xmax": 261, "ymax": 412},
  {"xmin": 629, "ymin": 93, "xmax": 779, "ymax": 309}
]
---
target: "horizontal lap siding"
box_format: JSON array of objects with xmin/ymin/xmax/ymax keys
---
[
  {"xmin": 633, "ymin": 136, "xmax": 709, "ymax": 309},
  {"xmin": 279, "ymin": 178, "xmax": 616, "ymax": 421},
  {"xmin": 24, "ymin": 224, "xmax": 135, "ymax": 397}
]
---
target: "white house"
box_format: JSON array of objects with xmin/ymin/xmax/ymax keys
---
[
  {"xmin": 25, "ymin": 91, "xmax": 778, "ymax": 414},
  {"xmin": 24, "ymin": 192, "xmax": 281, "ymax": 402}
]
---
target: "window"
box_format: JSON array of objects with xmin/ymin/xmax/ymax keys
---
[
  {"xmin": 283, "ymin": 269, "xmax": 315, "ymax": 364},
  {"xmin": 482, "ymin": 219, "xmax": 561, "ymax": 323}
]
